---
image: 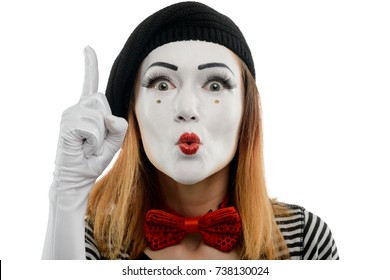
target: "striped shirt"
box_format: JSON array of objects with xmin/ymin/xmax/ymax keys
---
[{"xmin": 85, "ymin": 203, "xmax": 339, "ymax": 260}]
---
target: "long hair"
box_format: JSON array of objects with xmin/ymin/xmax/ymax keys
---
[{"xmin": 86, "ymin": 56, "xmax": 289, "ymax": 260}]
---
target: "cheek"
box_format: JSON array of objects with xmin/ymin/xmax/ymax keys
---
[
  {"xmin": 199, "ymin": 95, "xmax": 243, "ymax": 168},
  {"xmin": 205, "ymin": 96, "xmax": 243, "ymax": 135},
  {"xmin": 135, "ymin": 93, "xmax": 175, "ymax": 167},
  {"xmin": 136, "ymin": 94, "xmax": 171, "ymax": 135}
]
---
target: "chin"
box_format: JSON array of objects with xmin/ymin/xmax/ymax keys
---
[
  {"xmin": 166, "ymin": 160, "xmax": 210, "ymax": 185},
  {"xmin": 171, "ymin": 173, "xmax": 207, "ymax": 186},
  {"xmin": 170, "ymin": 170, "xmax": 210, "ymax": 185}
]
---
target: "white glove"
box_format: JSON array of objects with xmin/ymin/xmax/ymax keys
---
[{"xmin": 42, "ymin": 46, "xmax": 128, "ymax": 259}]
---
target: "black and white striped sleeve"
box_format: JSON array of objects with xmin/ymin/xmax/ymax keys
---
[
  {"xmin": 302, "ymin": 210, "xmax": 339, "ymax": 260},
  {"xmin": 85, "ymin": 221, "xmax": 102, "ymax": 260}
]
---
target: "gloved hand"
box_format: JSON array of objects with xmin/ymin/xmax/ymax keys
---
[{"xmin": 42, "ymin": 46, "xmax": 128, "ymax": 259}]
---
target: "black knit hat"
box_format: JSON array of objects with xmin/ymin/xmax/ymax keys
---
[{"xmin": 106, "ymin": 1, "xmax": 255, "ymax": 119}]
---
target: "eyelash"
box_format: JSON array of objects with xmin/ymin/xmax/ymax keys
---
[
  {"xmin": 203, "ymin": 73, "xmax": 237, "ymax": 90},
  {"xmin": 141, "ymin": 72, "xmax": 173, "ymax": 88}
]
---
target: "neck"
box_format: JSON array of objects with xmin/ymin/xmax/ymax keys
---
[{"xmin": 157, "ymin": 165, "xmax": 230, "ymax": 217}]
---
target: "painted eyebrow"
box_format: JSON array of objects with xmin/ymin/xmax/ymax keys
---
[
  {"xmin": 198, "ymin": 63, "xmax": 234, "ymax": 75},
  {"xmin": 147, "ymin": 62, "xmax": 178, "ymax": 71}
]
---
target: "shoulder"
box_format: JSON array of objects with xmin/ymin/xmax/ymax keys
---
[
  {"xmin": 273, "ymin": 202, "xmax": 340, "ymax": 260},
  {"xmin": 301, "ymin": 207, "xmax": 340, "ymax": 260}
]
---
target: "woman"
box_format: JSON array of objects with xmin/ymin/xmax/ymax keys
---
[{"xmin": 42, "ymin": 1, "xmax": 339, "ymax": 260}]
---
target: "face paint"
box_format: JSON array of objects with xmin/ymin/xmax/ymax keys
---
[{"xmin": 135, "ymin": 41, "xmax": 243, "ymax": 185}]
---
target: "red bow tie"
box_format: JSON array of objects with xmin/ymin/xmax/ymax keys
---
[{"xmin": 144, "ymin": 206, "xmax": 242, "ymax": 252}]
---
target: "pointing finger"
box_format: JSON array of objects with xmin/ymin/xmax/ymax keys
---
[{"xmin": 80, "ymin": 45, "xmax": 99, "ymax": 100}]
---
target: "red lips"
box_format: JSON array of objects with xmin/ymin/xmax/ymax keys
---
[{"xmin": 177, "ymin": 133, "xmax": 200, "ymax": 155}]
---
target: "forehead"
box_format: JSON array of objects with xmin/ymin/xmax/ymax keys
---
[{"xmin": 140, "ymin": 41, "xmax": 239, "ymax": 73}]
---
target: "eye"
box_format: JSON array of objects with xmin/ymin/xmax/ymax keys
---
[
  {"xmin": 154, "ymin": 80, "xmax": 174, "ymax": 91},
  {"xmin": 141, "ymin": 74, "xmax": 176, "ymax": 91},
  {"xmin": 202, "ymin": 76, "xmax": 236, "ymax": 92}
]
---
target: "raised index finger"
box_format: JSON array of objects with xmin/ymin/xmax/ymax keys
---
[{"xmin": 80, "ymin": 46, "xmax": 99, "ymax": 100}]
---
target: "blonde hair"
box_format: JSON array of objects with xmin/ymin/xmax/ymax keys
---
[{"xmin": 86, "ymin": 57, "xmax": 289, "ymax": 260}]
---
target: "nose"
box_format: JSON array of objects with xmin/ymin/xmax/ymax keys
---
[
  {"xmin": 174, "ymin": 91, "xmax": 199, "ymax": 123},
  {"xmin": 175, "ymin": 110, "xmax": 199, "ymax": 122}
]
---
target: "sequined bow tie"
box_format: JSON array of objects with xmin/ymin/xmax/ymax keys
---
[{"xmin": 144, "ymin": 207, "xmax": 242, "ymax": 252}]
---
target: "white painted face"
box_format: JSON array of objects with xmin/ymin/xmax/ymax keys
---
[{"xmin": 135, "ymin": 41, "xmax": 243, "ymax": 185}]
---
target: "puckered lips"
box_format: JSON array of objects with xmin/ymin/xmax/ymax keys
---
[{"xmin": 177, "ymin": 133, "xmax": 201, "ymax": 155}]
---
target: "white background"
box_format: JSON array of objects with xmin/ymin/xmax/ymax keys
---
[{"xmin": 1, "ymin": 0, "xmax": 389, "ymax": 278}]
